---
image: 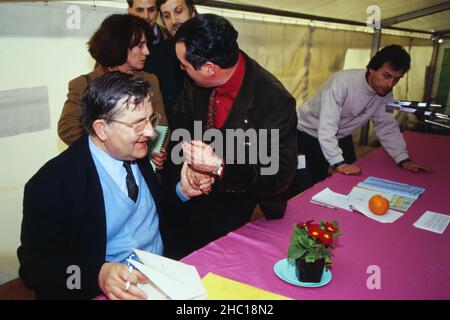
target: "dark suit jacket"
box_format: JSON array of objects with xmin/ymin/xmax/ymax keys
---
[
  {"xmin": 163, "ymin": 51, "xmax": 297, "ymax": 258},
  {"xmin": 144, "ymin": 39, "xmax": 185, "ymax": 128},
  {"xmin": 17, "ymin": 135, "xmax": 165, "ymax": 299}
]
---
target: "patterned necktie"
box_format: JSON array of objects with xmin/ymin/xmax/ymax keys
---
[
  {"xmin": 205, "ymin": 89, "xmax": 217, "ymax": 129},
  {"xmin": 123, "ymin": 161, "xmax": 139, "ymax": 202}
]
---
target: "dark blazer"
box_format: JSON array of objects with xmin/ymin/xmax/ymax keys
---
[
  {"xmin": 144, "ymin": 39, "xmax": 186, "ymax": 128},
  {"xmin": 17, "ymin": 135, "xmax": 164, "ymax": 299},
  {"xmin": 163, "ymin": 51, "xmax": 298, "ymax": 258}
]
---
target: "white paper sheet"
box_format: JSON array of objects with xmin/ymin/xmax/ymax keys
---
[
  {"xmin": 127, "ymin": 248, "xmax": 208, "ymax": 300},
  {"xmin": 310, "ymin": 187, "xmax": 352, "ymax": 211},
  {"xmin": 347, "ymin": 187, "xmax": 404, "ymax": 223},
  {"xmin": 413, "ymin": 211, "xmax": 450, "ymax": 234}
]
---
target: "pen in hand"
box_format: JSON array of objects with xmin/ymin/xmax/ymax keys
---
[{"xmin": 124, "ymin": 253, "xmax": 136, "ymax": 292}]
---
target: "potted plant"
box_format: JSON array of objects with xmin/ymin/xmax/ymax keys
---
[{"xmin": 287, "ymin": 220, "xmax": 341, "ymax": 283}]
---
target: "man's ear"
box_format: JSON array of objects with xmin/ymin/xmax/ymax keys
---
[
  {"xmin": 204, "ymin": 62, "xmax": 216, "ymax": 77},
  {"xmin": 92, "ymin": 119, "xmax": 109, "ymax": 142}
]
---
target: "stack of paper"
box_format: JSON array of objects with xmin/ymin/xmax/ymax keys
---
[
  {"xmin": 310, "ymin": 187, "xmax": 352, "ymax": 211},
  {"xmin": 347, "ymin": 187, "xmax": 403, "ymax": 223},
  {"xmin": 127, "ymin": 248, "xmax": 207, "ymax": 300}
]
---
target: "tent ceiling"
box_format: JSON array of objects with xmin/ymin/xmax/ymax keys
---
[
  {"xmin": 393, "ymin": 10, "xmax": 450, "ymax": 33},
  {"xmin": 205, "ymin": 0, "xmax": 450, "ymax": 34},
  {"xmin": 2, "ymin": 0, "xmax": 447, "ymax": 34}
]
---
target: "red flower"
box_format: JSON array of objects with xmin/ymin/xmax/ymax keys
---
[
  {"xmin": 296, "ymin": 220, "xmax": 313, "ymax": 229},
  {"xmin": 324, "ymin": 222, "xmax": 339, "ymax": 233},
  {"xmin": 320, "ymin": 232, "xmax": 333, "ymax": 245},
  {"xmin": 307, "ymin": 224, "xmax": 324, "ymax": 239}
]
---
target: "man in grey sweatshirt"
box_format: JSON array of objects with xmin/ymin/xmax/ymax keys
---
[{"xmin": 297, "ymin": 44, "xmax": 431, "ymax": 185}]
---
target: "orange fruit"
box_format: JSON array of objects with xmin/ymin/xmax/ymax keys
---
[{"xmin": 368, "ymin": 195, "xmax": 390, "ymax": 215}]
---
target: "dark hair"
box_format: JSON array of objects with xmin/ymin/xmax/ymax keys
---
[
  {"xmin": 81, "ymin": 71, "xmax": 151, "ymax": 134},
  {"xmin": 88, "ymin": 14, "xmax": 152, "ymax": 67},
  {"xmin": 157, "ymin": 0, "xmax": 195, "ymax": 16},
  {"xmin": 174, "ymin": 14, "xmax": 239, "ymax": 70},
  {"xmin": 367, "ymin": 44, "xmax": 411, "ymax": 72},
  {"xmin": 127, "ymin": 0, "xmax": 133, "ymax": 7}
]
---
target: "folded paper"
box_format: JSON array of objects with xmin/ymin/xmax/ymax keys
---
[{"xmin": 127, "ymin": 248, "xmax": 207, "ymax": 300}]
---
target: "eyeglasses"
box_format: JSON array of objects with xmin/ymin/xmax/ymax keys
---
[{"xmin": 110, "ymin": 112, "xmax": 161, "ymax": 135}]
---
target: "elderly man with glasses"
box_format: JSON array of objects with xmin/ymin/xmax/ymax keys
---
[{"xmin": 17, "ymin": 72, "xmax": 208, "ymax": 300}]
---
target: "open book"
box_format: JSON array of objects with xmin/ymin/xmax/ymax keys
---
[
  {"xmin": 149, "ymin": 125, "xmax": 169, "ymax": 172},
  {"xmin": 310, "ymin": 187, "xmax": 352, "ymax": 211},
  {"xmin": 127, "ymin": 248, "xmax": 207, "ymax": 300},
  {"xmin": 357, "ymin": 177, "xmax": 425, "ymax": 199}
]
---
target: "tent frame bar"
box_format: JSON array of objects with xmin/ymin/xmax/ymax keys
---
[
  {"xmin": 381, "ymin": 2, "xmax": 450, "ymax": 27},
  {"xmin": 196, "ymin": 0, "xmax": 433, "ymax": 35}
]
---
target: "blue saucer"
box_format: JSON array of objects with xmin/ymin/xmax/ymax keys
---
[{"xmin": 273, "ymin": 258, "xmax": 332, "ymax": 288}]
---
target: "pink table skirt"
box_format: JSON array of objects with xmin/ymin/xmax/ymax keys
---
[{"xmin": 182, "ymin": 131, "xmax": 450, "ymax": 299}]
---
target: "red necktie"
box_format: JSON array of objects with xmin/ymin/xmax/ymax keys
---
[{"xmin": 205, "ymin": 89, "xmax": 217, "ymax": 129}]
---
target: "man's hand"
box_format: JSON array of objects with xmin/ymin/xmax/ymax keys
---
[
  {"xmin": 182, "ymin": 141, "xmax": 222, "ymax": 175},
  {"xmin": 98, "ymin": 262, "xmax": 149, "ymax": 300},
  {"xmin": 336, "ymin": 163, "xmax": 362, "ymax": 175},
  {"xmin": 151, "ymin": 148, "xmax": 167, "ymax": 170},
  {"xmin": 400, "ymin": 161, "xmax": 432, "ymax": 173},
  {"xmin": 186, "ymin": 165, "xmax": 215, "ymax": 194},
  {"xmin": 180, "ymin": 162, "xmax": 215, "ymax": 197}
]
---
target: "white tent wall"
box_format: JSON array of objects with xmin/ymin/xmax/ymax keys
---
[
  {"xmin": 223, "ymin": 12, "xmax": 434, "ymax": 147},
  {"xmin": 0, "ymin": 1, "xmax": 123, "ymax": 285},
  {"xmin": 0, "ymin": 1, "xmax": 435, "ymax": 285}
]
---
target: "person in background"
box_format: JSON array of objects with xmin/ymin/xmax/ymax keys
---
[
  {"xmin": 144, "ymin": 0, "xmax": 196, "ymax": 127},
  {"xmin": 58, "ymin": 14, "xmax": 168, "ymax": 170},
  {"xmin": 127, "ymin": 0, "xmax": 170, "ymax": 44},
  {"xmin": 296, "ymin": 44, "xmax": 431, "ymax": 185}
]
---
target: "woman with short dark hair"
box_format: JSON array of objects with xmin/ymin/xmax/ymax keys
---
[{"xmin": 58, "ymin": 14, "xmax": 168, "ymax": 169}]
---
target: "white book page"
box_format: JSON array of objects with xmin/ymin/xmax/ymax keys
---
[
  {"xmin": 310, "ymin": 188, "xmax": 352, "ymax": 211},
  {"xmin": 348, "ymin": 187, "xmax": 403, "ymax": 223},
  {"xmin": 414, "ymin": 211, "xmax": 450, "ymax": 234}
]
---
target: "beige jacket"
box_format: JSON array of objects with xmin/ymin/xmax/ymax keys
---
[{"xmin": 58, "ymin": 65, "xmax": 167, "ymax": 145}]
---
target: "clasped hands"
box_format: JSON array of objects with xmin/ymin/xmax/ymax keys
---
[{"xmin": 180, "ymin": 140, "xmax": 223, "ymax": 197}]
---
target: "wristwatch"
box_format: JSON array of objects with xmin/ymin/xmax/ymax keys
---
[
  {"xmin": 213, "ymin": 159, "xmax": 224, "ymax": 176},
  {"xmin": 331, "ymin": 161, "xmax": 345, "ymax": 169}
]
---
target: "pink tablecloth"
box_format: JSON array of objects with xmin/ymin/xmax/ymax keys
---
[{"xmin": 182, "ymin": 131, "xmax": 450, "ymax": 299}]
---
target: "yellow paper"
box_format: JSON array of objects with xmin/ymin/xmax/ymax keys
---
[{"xmin": 202, "ymin": 273, "xmax": 292, "ymax": 300}]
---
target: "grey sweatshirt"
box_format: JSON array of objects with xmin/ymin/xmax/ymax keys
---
[{"xmin": 297, "ymin": 69, "xmax": 409, "ymax": 166}]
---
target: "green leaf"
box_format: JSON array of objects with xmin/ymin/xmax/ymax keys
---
[
  {"xmin": 304, "ymin": 252, "xmax": 318, "ymax": 263},
  {"xmin": 288, "ymin": 245, "xmax": 306, "ymax": 260},
  {"xmin": 298, "ymin": 235, "xmax": 311, "ymax": 249}
]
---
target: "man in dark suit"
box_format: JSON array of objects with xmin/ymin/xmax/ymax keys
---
[
  {"xmin": 127, "ymin": 0, "xmax": 170, "ymax": 44},
  {"xmin": 144, "ymin": 0, "xmax": 197, "ymax": 127},
  {"xmin": 162, "ymin": 14, "xmax": 299, "ymax": 259},
  {"xmin": 17, "ymin": 72, "xmax": 201, "ymax": 299}
]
